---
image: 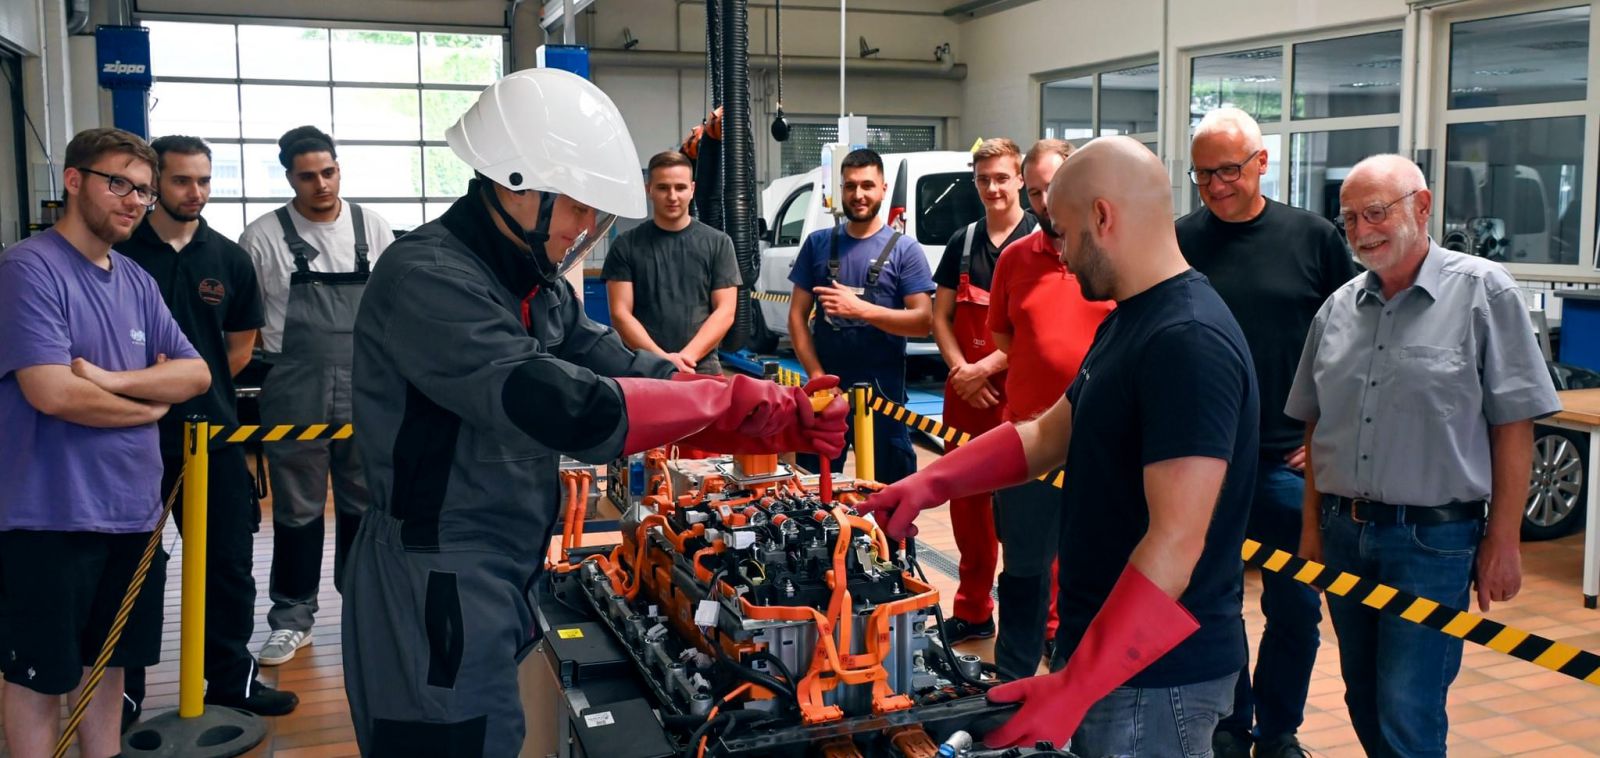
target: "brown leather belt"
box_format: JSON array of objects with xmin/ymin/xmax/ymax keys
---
[{"xmin": 1332, "ymin": 496, "xmax": 1487, "ymax": 525}]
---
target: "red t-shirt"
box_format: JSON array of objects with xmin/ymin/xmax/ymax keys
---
[{"xmin": 988, "ymin": 229, "xmax": 1115, "ymax": 422}]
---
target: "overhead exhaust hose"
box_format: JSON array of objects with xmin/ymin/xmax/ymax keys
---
[
  {"xmin": 719, "ymin": 0, "xmax": 756, "ymax": 352},
  {"xmin": 695, "ymin": 0, "xmax": 725, "ymax": 229}
]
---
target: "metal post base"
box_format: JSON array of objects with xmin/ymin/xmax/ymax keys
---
[
  {"xmin": 122, "ymin": 706, "xmax": 266, "ymax": 758},
  {"xmin": 1586, "ymin": 594, "xmax": 1597, "ymax": 609}
]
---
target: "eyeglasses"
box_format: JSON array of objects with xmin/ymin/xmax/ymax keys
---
[
  {"xmin": 1187, "ymin": 150, "xmax": 1260, "ymax": 185},
  {"xmin": 78, "ymin": 167, "xmax": 159, "ymax": 206},
  {"xmin": 1337, "ymin": 189, "xmax": 1421, "ymax": 235}
]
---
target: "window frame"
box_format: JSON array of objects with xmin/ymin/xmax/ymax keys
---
[
  {"xmin": 1036, "ymin": 55, "xmax": 1161, "ymax": 152},
  {"xmin": 135, "ymin": 13, "xmax": 508, "ymax": 233},
  {"xmin": 1425, "ymin": 0, "xmax": 1598, "ymax": 279}
]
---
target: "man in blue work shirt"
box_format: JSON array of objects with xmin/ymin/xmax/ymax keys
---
[{"xmin": 786, "ymin": 148, "xmax": 935, "ymax": 483}]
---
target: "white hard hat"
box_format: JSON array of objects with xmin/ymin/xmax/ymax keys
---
[{"xmin": 447, "ymin": 68, "xmax": 646, "ymax": 282}]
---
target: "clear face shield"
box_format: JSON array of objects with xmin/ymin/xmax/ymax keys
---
[{"xmin": 542, "ymin": 201, "xmax": 619, "ymax": 280}]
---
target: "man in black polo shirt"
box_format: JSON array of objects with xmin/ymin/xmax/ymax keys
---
[
  {"xmin": 120, "ymin": 135, "xmax": 299, "ymax": 722},
  {"xmin": 862, "ymin": 136, "xmax": 1257, "ymax": 754},
  {"xmin": 1178, "ymin": 107, "xmax": 1357, "ymax": 758}
]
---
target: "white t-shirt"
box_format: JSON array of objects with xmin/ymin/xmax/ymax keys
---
[{"xmin": 240, "ymin": 201, "xmax": 394, "ymax": 353}]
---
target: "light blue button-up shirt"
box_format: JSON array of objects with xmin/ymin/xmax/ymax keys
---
[{"xmin": 1285, "ymin": 242, "xmax": 1560, "ymax": 506}]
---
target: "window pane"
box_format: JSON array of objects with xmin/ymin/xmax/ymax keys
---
[
  {"xmin": 332, "ymin": 30, "xmax": 419, "ymax": 84},
  {"xmin": 245, "ymin": 203, "xmax": 287, "ymax": 228},
  {"xmin": 1449, "ymin": 7, "xmax": 1589, "ymax": 109},
  {"xmin": 1444, "ymin": 117, "xmax": 1584, "ymax": 265},
  {"xmin": 334, "ymin": 88, "xmax": 421, "ymax": 141},
  {"xmin": 1288, "ymin": 127, "xmax": 1400, "ymax": 223},
  {"xmin": 424, "ymin": 146, "xmax": 472, "ymax": 198},
  {"xmin": 1293, "ymin": 30, "xmax": 1402, "ymax": 119},
  {"xmin": 424, "ymin": 201, "xmax": 452, "ymax": 223},
  {"xmin": 206, "ymin": 142, "xmax": 245, "ymax": 200},
  {"xmin": 1041, "ymin": 75, "xmax": 1093, "ymax": 140},
  {"xmin": 1099, "ymin": 64, "xmax": 1159, "ymax": 135},
  {"xmin": 422, "ymin": 90, "xmax": 478, "ymax": 141},
  {"xmin": 916, "ymin": 173, "xmax": 984, "ymax": 247},
  {"xmin": 421, "ymin": 33, "xmax": 503, "ymax": 85},
  {"xmin": 149, "ymin": 82, "xmax": 240, "ymax": 140},
  {"xmin": 238, "ymin": 26, "xmax": 328, "ymax": 81},
  {"xmin": 203, "ymin": 201, "xmax": 247, "ymax": 242},
  {"xmin": 242, "ymin": 144, "xmax": 293, "ymax": 199},
  {"xmin": 144, "ymin": 21, "xmax": 236, "ymax": 78},
  {"xmin": 337, "ymin": 146, "xmax": 423, "ymax": 198},
  {"xmin": 241, "ymin": 85, "xmax": 330, "ymax": 139},
  {"xmin": 1191, "ymin": 46, "xmax": 1283, "ymax": 126},
  {"xmin": 358, "ymin": 202, "xmax": 425, "ymax": 233}
]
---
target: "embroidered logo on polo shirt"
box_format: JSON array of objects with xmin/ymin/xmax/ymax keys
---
[
  {"xmin": 198, "ymin": 278, "xmax": 225, "ymax": 305},
  {"xmin": 130, "ymin": 329, "xmax": 147, "ymax": 346}
]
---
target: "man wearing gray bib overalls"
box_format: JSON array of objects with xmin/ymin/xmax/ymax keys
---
[{"xmin": 240, "ymin": 125, "xmax": 396, "ymax": 666}]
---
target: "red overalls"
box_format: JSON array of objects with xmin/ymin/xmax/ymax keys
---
[{"xmin": 943, "ymin": 222, "xmax": 1004, "ymax": 624}]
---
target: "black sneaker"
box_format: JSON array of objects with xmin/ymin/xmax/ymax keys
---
[
  {"xmin": 1254, "ymin": 734, "xmax": 1311, "ymax": 758},
  {"xmin": 205, "ymin": 680, "xmax": 300, "ymax": 716},
  {"xmin": 939, "ymin": 616, "xmax": 996, "ymax": 644},
  {"xmin": 1213, "ymin": 730, "xmax": 1253, "ymax": 758}
]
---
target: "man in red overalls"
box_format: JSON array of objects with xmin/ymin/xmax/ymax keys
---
[{"xmin": 930, "ymin": 138, "xmax": 1037, "ymax": 647}]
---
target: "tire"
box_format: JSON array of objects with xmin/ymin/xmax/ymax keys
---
[
  {"xmin": 1523, "ymin": 426, "xmax": 1589, "ymax": 541},
  {"xmin": 748, "ymin": 301, "xmax": 780, "ymax": 354}
]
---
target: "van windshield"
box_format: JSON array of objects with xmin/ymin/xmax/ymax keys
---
[{"xmin": 916, "ymin": 172, "xmax": 985, "ymax": 246}]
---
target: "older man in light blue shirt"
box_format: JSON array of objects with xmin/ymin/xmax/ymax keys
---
[{"xmin": 1286, "ymin": 154, "xmax": 1559, "ymax": 758}]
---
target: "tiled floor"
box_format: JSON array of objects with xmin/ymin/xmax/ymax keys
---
[{"xmin": 5, "ymin": 448, "xmax": 1600, "ymax": 756}]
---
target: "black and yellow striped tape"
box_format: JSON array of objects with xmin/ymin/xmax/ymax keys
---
[
  {"xmin": 208, "ymin": 424, "xmax": 355, "ymax": 444},
  {"xmin": 752, "ymin": 290, "xmax": 793, "ymax": 304},
  {"xmin": 867, "ymin": 394, "xmax": 1600, "ymax": 686},
  {"xmin": 867, "ymin": 395, "xmax": 1066, "ymax": 488},
  {"xmin": 1241, "ymin": 540, "xmax": 1600, "ymax": 686}
]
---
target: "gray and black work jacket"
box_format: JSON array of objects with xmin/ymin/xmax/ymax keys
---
[{"xmin": 353, "ymin": 190, "xmax": 675, "ymax": 561}]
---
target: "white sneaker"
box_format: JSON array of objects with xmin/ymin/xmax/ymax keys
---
[{"xmin": 258, "ymin": 629, "xmax": 312, "ymax": 666}]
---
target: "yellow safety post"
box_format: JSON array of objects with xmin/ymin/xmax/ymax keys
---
[
  {"xmin": 180, "ymin": 418, "xmax": 209, "ymax": 718},
  {"xmin": 852, "ymin": 383, "xmax": 874, "ymax": 482}
]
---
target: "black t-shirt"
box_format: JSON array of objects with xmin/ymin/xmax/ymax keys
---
[
  {"xmin": 1177, "ymin": 200, "xmax": 1358, "ymax": 454},
  {"xmin": 1058, "ymin": 269, "xmax": 1258, "ymax": 688},
  {"xmin": 600, "ymin": 219, "xmax": 742, "ymax": 372},
  {"xmin": 121, "ymin": 217, "xmax": 266, "ymax": 456},
  {"xmin": 932, "ymin": 213, "xmax": 1037, "ymax": 292}
]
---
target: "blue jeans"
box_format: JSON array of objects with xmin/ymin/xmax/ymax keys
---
[
  {"xmin": 1219, "ymin": 460, "xmax": 1323, "ymax": 741},
  {"xmin": 1320, "ymin": 496, "xmax": 1482, "ymax": 758},
  {"xmin": 1073, "ymin": 673, "xmax": 1237, "ymax": 757}
]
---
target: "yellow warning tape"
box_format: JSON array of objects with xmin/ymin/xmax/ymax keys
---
[
  {"xmin": 209, "ymin": 424, "xmax": 355, "ymax": 443},
  {"xmin": 752, "ymin": 290, "xmax": 793, "ymax": 304},
  {"xmin": 866, "ymin": 394, "xmax": 1600, "ymax": 686}
]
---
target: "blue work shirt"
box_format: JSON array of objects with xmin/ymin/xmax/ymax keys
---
[{"xmin": 789, "ymin": 224, "xmax": 934, "ymax": 366}]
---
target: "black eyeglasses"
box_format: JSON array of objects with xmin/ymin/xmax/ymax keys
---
[
  {"xmin": 78, "ymin": 167, "xmax": 159, "ymax": 206},
  {"xmin": 1337, "ymin": 189, "xmax": 1421, "ymax": 235},
  {"xmin": 1187, "ymin": 150, "xmax": 1260, "ymax": 185}
]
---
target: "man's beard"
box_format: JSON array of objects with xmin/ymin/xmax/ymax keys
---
[
  {"xmin": 1069, "ymin": 231, "xmax": 1115, "ymax": 302},
  {"xmin": 85, "ymin": 204, "xmax": 137, "ymax": 245},
  {"xmin": 845, "ymin": 199, "xmax": 882, "ymax": 223},
  {"xmin": 160, "ymin": 198, "xmax": 201, "ymax": 223}
]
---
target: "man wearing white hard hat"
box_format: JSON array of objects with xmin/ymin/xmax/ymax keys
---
[{"xmin": 342, "ymin": 68, "xmax": 848, "ymax": 756}]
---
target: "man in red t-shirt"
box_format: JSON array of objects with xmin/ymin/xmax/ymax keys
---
[{"xmin": 984, "ymin": 139, "xmax": 1114, "ymax": 679}]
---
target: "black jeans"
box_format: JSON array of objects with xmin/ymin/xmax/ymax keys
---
[{"xmin": 126, "ymin": 446, "xmax": 262, "ymax": 705}]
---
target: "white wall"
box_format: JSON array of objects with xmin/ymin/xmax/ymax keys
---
[
  {"xmin": 957, "ymin": 0, "xmax": 1408, "ymax": 150},
  {"xmin": 136, "ymin": 0, "xmax": 510, "ymax": 27}
]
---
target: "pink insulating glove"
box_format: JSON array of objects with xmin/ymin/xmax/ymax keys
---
[
  {"xmin": 855, "ymin": 423, "xmax": 1029, "ymax": 539},
  {"xmin": 615, "ymin": 374, "xmax": 847, "ymax": 459},
  {"xmin": 983, "ymin": 564, "xmax": 1200, "ymax": 749}
]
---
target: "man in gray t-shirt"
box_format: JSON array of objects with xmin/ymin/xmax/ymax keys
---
[{"xmin": 603, "ymin": 150, "xmax": 741, "ymax": 374}]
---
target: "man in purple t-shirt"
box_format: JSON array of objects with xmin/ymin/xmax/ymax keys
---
[{"xmin": 0, "ymin": 127, "xmax": 210, "ymax": 757}]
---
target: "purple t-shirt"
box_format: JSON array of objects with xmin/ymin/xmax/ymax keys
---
[{"xmin": 0, "ymin": 229, "xmax": 199, "ymax": 533}]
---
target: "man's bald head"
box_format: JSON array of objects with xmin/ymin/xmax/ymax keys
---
[
  {"xmin": 1046, "ymin": 136, "xmax": 1181, "ymax": 302},
  {"xmin": 1048, "ymin": 136, "xmax": 1173, "ymax": 228},
  {"xmin": 1340, "ymin": 154, "xmax": 1431, "ymax": 274}
]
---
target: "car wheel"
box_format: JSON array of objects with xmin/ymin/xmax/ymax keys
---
[
  {"xmin": 1523, "ymin": 427, "xmax": 1589, "ymax": 541},
  {"xmin": 748, "ymin": 300, "xmax": 780, "ymax": 354}
]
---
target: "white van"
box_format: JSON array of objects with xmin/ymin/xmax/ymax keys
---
[{"xmin": 750, "ymin": 151, "xmax": 981, "ymax": 355}]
